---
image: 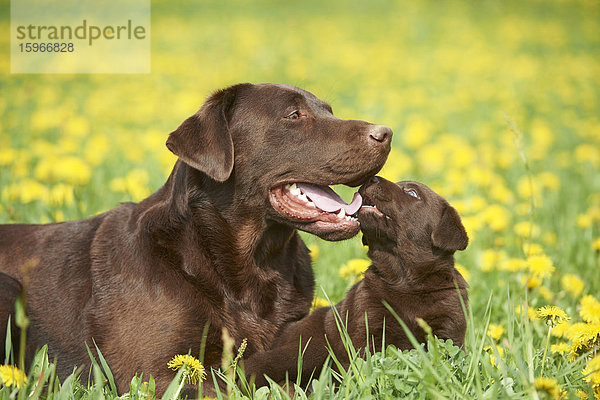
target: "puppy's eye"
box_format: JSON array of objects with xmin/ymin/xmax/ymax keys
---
[
  {"xmin": 286, "ymin": 111, "xmax": 300, "ymax": 120},
  {"xmin": 405, "ymin": 188, "xmax": 420, "ymax": 199}
]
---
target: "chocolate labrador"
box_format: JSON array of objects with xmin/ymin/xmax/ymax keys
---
[
  {"xmin": 0, "ymin": 83, "xmax": 392, "ymax": 393},
  {"xmin": 243, "ymin": 177, "xmax": 468, "ymax": 387}
]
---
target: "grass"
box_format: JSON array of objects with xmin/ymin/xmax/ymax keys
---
[{"xmin": 1, "ymin": 0, "xmax": 600, "ymax": 398}]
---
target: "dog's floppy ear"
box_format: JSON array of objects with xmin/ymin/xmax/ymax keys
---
[
  {"xmin": 432, "ymin": 204, "xmax": 469, "ymax": 252},
  {"xmin": 166, "ymin": 85, "xmax": 245, "ymax": 182}
]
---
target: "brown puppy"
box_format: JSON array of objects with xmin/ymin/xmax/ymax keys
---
[
  {"xmin": 244, "ymin": 177, "xmax": 468, "ymax": 387},
  {"xmin": 0, "ymin": 83, "xmax": 392, "ymax": 394}
]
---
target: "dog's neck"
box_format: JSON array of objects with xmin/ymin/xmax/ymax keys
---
[
  {"xmin": 365, "ymin": 245, "xmax": 464, "ymax": 291},
  {"xmin": 137, "ymin": 161, "xmax": 297, "ymax": 271}
]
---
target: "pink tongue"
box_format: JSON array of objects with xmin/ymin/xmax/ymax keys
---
[{"xmin": 296, "ymin": 183, "xmax": 363, "ymax": 215}]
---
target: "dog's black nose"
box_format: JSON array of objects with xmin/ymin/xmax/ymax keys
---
[{"xmin": 368, "ymin": 125, "xmax": 393, "ymax": 144}]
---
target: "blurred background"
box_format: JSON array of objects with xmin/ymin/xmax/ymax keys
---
[{"xmin": 0, "ymin": 0, "xmax": 599, "ymax": 302}]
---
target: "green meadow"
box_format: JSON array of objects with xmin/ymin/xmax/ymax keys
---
[{"xmin": 1, "ymin": 0, "xmax": 599, "ymax": 398}]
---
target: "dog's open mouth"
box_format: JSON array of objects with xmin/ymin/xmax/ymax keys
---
[
  {"xmin": 269, "ymin": 183, "xmax": 362, "ymax": 229},
  {"xmin": 359, "ymin": 194, "xmax": 385, "ymax": 218},
  {"xmin": 356, "ymin": 187, "xmax": 388, "ymax": 226}
]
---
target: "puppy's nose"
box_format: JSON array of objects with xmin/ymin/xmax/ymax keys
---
[{"xmin": 368, "ymin": 125, "xmax": 393, "ymax": 145}]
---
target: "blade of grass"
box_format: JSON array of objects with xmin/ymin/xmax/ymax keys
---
[
  {"xmin": 4, "ymin": 315, "xmax": 11, "ymax": 365},
  {"xmin": 92, "ymin": 339, "xmax": 118, "ymax": 395}
]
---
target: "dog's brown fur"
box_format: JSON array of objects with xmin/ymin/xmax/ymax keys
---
[
  {"xmin": 243, "ymin": 177, "xmax": 469, "ymax": 387},
  {"xmin": 0, "ymin": 83, "xmax": 392, "ymax": 394}
]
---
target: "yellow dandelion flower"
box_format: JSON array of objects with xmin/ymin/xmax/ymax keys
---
[
  {"xmin": 514, "ymin": 221, "xmax": 541, "ymax": 238},
  {"xmin": 339, "ymin": 258, "xmax": 370, "ymax": 280},
  {"xmin": 454, "ymin": 263, "xmax": 470, "ymax": 283},
  {"xmin": 515, "ymin": 304, "xmax": 539, "ymax": 321},
  {"xmin": 523, "ymin": 243, "xmax": 545, "ymax": 256},
  {"xmin": 516, "ymin": 202, "xmax": 532, "ymax": 217},
  {"xmin": 308, "ymin": 244, "xmax": 320, "ymax": 261},
  {"xmin": 550, "ymin": 342, "xmax": 570, "ymax": 355},
  {"xmin": 567, "ymin": 323, "xmax": 600, "ymax": 361},
  {"xmin": 538, "ymin": 172, "xmax": 560, "ymax": 191},
  {"xmin": 481, "ymin": 249, "xmax": 505, "ymax": 272},
  {"xmin": 0, "ymin": 365, "xmax": 27, "ymax": 388},
  {"xmin": 527, "ymin": 307, "xmax": 540, "ymax": 321},
  {"xmin": 538, "ymin": 286, "xmax": 553, "ymax": 301},
  {"xmin": 484, "ymin": 345, "xmax": 504, "ymax": 368},
  {"xmin": 63, "ymin": 115, "xmax": 90, "ymax": 138},
  {"xmin": 575, "ymin": 144, "xmax": 600, "ymax": 166},
  {"xmin": 499, "ymin": 258, "xmax": 527, "ymax": 272},
  {"xmin": 581, "ymin": 295, "xmax": 600, "ymax": 324},
  {"xmin": 53, "ymin": 210, "xmax": 65, "ymax": 222},
  {"xmin": 593, "ymin": 238, "xmax": 600, "ymax": 252},
  {"xmin": 0, "ymin": 148, "xmax": 16, "ymax": 166},
  {"xmin": 577, "ymin": 214, "xmax": 593, "ymax": 229},
  {"xmin": 533, "ymin": 377, "xmax": 563, "ymax": 400},
  {"xmin": 109, "ymin": 169, "xmax": 151, "ymax": 202},
  {"xmin": 47, "ymin": 184, "xmax": 75, "ymax": 207},
  {"xmin": 16, "ymin": 179, "xmax": 49, "ymax": 204},
  {"xmin": 487, "ymin": 324, "xmax": 504, "ymax": 341},
  {"xmin": 582, "ymin": 355, "xmax": 600, "ymax": 386},
  {"xmin": 575, "ymin": 389, "xmax": 588, "ymax": 399},
  {"xmin": 84, "ymin": 135, "xmax": 110, "ymax": 166},
  {"xmin": 489, "ymin": 183, "xmax": 514, "ymax": 204},
  {"xmin": 30, "ymin": 108, "xmax": 62, "ymax": 132},
  {"xmin": 167, "ymin": 354, "xmax": 206, "ymax": 385},
  {"xmin": 517, "ymin": 176, "xmax": 540, "ymax": 200},
  {"xmin": 527, "ymin": 254, "xmax": 555, "ymax": 279},
  {"xmin": 403, "ymin": 117, "xmax": 433, "ymax": 150},
  {"xmin": 567, "ymin": 323, "xmax": 598, "ymax": 343},
  {"xmin": 536, "ymin": 305, "xmax": 570, "ymax": 327},
  {"xmin": 522, "ymin": 274, "xmax": 542, "ymax": 290},
  {"xmin": 461, "ymin": 215, "xmax": 483, "ymax": 242},
  {"xmin": 469, "ymin": 195, "xmax": 488, "ymax": 212},
  {"xmin": 481, "ymin": 204, "xmax": 511, "ymax": 232},
  {"xmin": 311, "ymin": 296, "xmax": 329, "ymax": 311},
  {"xmin": 561, "ymin": 274, "xmax": 584, "ymax": 298},
  {"xmin": 551, "ymin": 321, "xmax": 572, "ymax": 338},
  {"xmin": 589, "ymin": 207, "xmax": 600, "ymax": 221},
  {"xmin": 35, "ymin": 156, "xmax": 92, "ymax": 185}
]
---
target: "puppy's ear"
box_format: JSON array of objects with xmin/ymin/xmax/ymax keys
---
[
  {"xmin": 166, "ymin": 84, "xmax": 245, "ymax": 182},
  {"xmin": 432, "ymin": 204, "xmax": 469, "ymax": 252}
]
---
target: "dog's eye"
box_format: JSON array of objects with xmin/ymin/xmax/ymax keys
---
[
  {"xmin": 405, "ymin": 188, "xmax": 420, "ymax": 199},
  {"xmin": 286, "ymin": 111, "xmax": 300, "ymax": 120}
]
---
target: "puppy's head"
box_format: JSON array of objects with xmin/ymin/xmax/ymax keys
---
[{"xmin": 358, "ymin": 177, "xmax": 468, "ymax": 257}]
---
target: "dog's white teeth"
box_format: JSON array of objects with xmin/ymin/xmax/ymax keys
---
[
  {"xmin": 290, "ymin": 184, "xmax": 301, "ymax": 196},
  {"xmin": 344, "ymin": 215, "xmax": 357, "ymax": 222},
  {"xmin": 307, "ymin": 201, "xmax": 315, "ymax": 207},
  {"xmin": 298, "ymin": 193, "xmax": 308, "ymax": 202},
  {"xmin": 337, "ymin": 209, "xmax": 346, "ymax": 218}
]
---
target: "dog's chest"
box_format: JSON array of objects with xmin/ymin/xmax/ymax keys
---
[{"xmin": 221, "ymin": 263, "xmax": 313, "ymax": 353}]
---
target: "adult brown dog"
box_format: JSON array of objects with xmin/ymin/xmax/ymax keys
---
[
  {"xmin": 243, "ymin": 177, "xmax": 468, "ymax": 387},
  {"xmin": 0, "ymin": 83, "xmax": 392, "ymax": 393}
]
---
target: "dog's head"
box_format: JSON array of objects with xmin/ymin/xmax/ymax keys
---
[
  {"xmin": 358, "ymin": 177, "xmax": 468, "ymax": 258},
  {"xmin": 166, "ymin": 83, "xmax": 392, "ymax": 241}
]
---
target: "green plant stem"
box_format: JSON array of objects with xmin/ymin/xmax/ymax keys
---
[{"xmin": 540, "ymin": 325, "xmax": 552, "ymax": 372}]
